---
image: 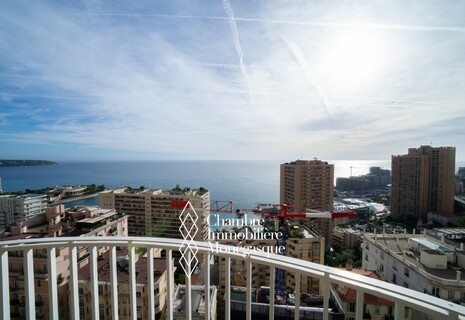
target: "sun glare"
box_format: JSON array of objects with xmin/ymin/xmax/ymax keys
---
[{"xmin": 322, "ymin": 30, "xmax": 385, "ymax": 89}]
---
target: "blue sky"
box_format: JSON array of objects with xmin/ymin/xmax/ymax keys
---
[{"xmin": 0, "ymin": 0, "xmax": 464, "ymax": 160}]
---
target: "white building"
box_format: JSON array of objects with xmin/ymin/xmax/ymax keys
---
[
  {"xmin": 0, "ymin": 194, "xmax": 47, "ymax": 227},
  {"xmin": 362, "ymin": 229, "xmax": 465, "ymax": 319}
]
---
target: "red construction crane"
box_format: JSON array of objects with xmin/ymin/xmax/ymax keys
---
[
  {"xmin": 254, "ymin": 203, "xmax": 356, "ymax": 222},
  {"xmin": 170, "ymin": 200, "xmax": 357, "ymax": 220}
]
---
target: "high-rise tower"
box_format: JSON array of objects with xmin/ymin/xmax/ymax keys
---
[
  {"xmin": 391, "ymin": 146, "xmax": 455, "ymax": 218},
  {"xmin": 280, "ymin": 160, "xmax": 334, "ymax": 242}
]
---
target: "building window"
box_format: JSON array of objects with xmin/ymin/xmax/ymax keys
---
[
  {"xmin": 448, "ymin": 290, "xmax": 454, "ymax": 300},
  {"xmin": 404, "ymin": 307, "xmax": 410, "ymax": 318},
  {"xmin": 374, "ymin": 305, "xmax": 380, "ymax": 315},
  {"xmin": 388, "ymin": 306, "xmax": 393, "ymax": 316},
  {"xmin": 349, "ymin": 302, "xmax": 356, "ymax": 312},
  {"xmin": 404, "ymin": 267, "xmax": 409, "ymax": 277}
]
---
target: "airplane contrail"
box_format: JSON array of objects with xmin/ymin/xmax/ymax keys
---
[
  {"xmin": 80, "ymin": 13, "xmax": 465, "ymax": 33},
  {"xmin": 283, "ymin": 39, "xmax": 334, "ymax": 126},
  {"xmin": 222, "ymin": 0, "xmax": 255, "ymax": 108}
]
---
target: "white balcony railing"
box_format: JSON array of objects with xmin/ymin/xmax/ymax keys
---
[{"xmin": 1, "ymin": 237, "xmax": 465, "ymax": 320}]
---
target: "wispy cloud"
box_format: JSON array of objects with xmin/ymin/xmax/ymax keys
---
[
  {"xmin": 223, "ymin": 0, "xmax": 255, "ymax": 108},
  {"xmin": 0, "ymin": 0, "xmax": 464, "ymax": 160}
]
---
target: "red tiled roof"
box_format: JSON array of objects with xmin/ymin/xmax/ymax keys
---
[{"xmin": 333, "ymin": 269, "xmax": 395, "ymax": 306}]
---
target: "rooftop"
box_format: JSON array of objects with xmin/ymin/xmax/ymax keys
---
[
  {"xmin": 333, "ymin": 269, "xmax": 394, "ymax": 306},
  {"xmin": 79, "ymin": 248, "xmax": 167, "ymax": 284},
  {"xmin": 365, "ymin": 234, "xmax": 465, "ymax": 281}
]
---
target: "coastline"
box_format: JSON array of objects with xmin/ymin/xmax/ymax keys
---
[{"xmin": 54, "ymin": 193, "xmax": 99, "ymax": 205}]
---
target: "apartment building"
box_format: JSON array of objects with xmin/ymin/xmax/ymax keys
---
[
  {"xmin": 5, "ymin": 205, "xmax": 128, "ymax": 320},
  {"xmin": 280, "ymin": 160, "xmax": 335, "ymax": 243},
  {"xmin": 362, "ymin": 228, "xmax": 465, "ymax": 319},
  {"xmin": 0, "ymin": 193, "xmax": 47, "ymax": 227},
  {"xmin": 99, "ymin": 187, "xmax": 210, "ymax": 240},
  {"xmin": 78, "ymin": 248, "xmax": 173, "ymax": 320},
  {"xmin": 332, "ymin": 226, "xmax": 363, "ymax": 249},
  {"xmin": 216, "ymin": 225, "xmax": 325, "ymax": 301},
  {"xmin": 173, "ymin": 285, "xmax": 218, "ymax": 320},
  {"xmin": 391, "ymin": 146, "xmax": 456, "ymax": 218},
  {"xmin": 332, "ymin": 268, "xmax": 404, "ymax": 320}
]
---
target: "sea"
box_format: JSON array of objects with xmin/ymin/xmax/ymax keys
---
[{"xmin": 1, "ymin": 160, "xmax": 463, "ymax": 210}]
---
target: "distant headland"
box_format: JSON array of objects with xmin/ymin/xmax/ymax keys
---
[{"xmin": 0, "ymin": 160, "xmax": 58, "ymax": 167}]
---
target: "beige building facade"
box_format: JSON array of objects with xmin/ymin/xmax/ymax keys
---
[
  {"xmin": 99, "ymin": 187, "xmax": 210, "ymax": 240},
  {"xmin": 280, "ymin": 160, "xmax": 335, "ymax": 243},
  {"xmin": 78, "ymin": 248, "xmax": 173, "ymax": 320},
  {"xmin": 391, "ymin": 146, "xmax": 455, "ymax": 218},
  {"xmin": 6, "ymin": 205, "xmax": 128, "ymax": 320}
]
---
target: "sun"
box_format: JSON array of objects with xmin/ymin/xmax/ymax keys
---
[{"xmin": 322, "ymin": 30, "xmax": 385, "ymax": 89}]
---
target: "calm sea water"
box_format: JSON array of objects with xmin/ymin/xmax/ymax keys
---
[{"xmin": 1, "ymin": 160, "xmax": 463, "ymax": 209}]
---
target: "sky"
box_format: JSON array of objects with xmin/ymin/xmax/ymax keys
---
[{"xmin": 0, "ymin": 0, "xmax": 464, "ymax": 161}]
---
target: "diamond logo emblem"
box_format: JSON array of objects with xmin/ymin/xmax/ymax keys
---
[{"xmin": 178, "ymin": 200, "xmax": 199, "ymax": 277}]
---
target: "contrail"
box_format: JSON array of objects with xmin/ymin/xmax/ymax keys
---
[
  {"xmin": 283, "ymin": 39, "xmax": 334, "ymax": 125},
  {"xmin": 222, "ymin": 0, "xmax": 255, "ymax": 108},
  {"xmin": 80, "ymin": 13, "xmax": 465, "ymax": 33}
]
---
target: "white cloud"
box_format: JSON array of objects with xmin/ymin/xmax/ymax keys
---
[{"xmin": 0, "ymin": 0, "xmax": 464, "ymax": 160}]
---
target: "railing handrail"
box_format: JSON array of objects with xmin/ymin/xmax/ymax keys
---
[{"xmin": 2, "ymin": 236, "xmax": 465, "ymax": 319}]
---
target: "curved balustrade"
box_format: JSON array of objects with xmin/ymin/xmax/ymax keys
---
[{"xmin": 1, "ymin": 237, "xmax": 465, "ymax": 320}]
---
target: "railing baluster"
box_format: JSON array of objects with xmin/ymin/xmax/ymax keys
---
[
  {"xmin": 204, "ymin": 253, "xmax": 211, "ymax": 320},
  {"xmin": 246, "ymin": 260, "xmax": 252, "ymax": 320},
  {"xmin": 356, "ymin": 288, "xmax": 364, "ymax": 320},
  {"xmin": 269, "ymin": 266, "xmax": 275, "ymax": 320},
  {"xmin": 24, "ymin": 248, "xmax": 36, "ymax": 320},
  {"xmin": 2, "ymin": 237, "xmax": 465, "ymax": 320},
  {"xmin": 167, "ymin": 249, "xmax": 174, "ymax": 320},
  {"xmin": 322, "ymin": 273, "xmax": 330, "ymax": 320},
  {"xmin": 225, "ymin": 257, "xmax": 231, "ymax": 320},
  {"xmin": 0, "ymin": 250, "xmax": 10, "ymax": 320},
  {"xmin": 90, "ymin": 245, "xmax": 99, "ymax": 320},
  {"xmin": 129, "ymin": 244, "xmax": 137, "ymax": 320},
  {"xmin": 294, "ymin": 273, "xmax": 300, "ymax": 320},
  {"xmin": 186, "ymin": 250, "xmax": 192, "ymax": 320},
  {"xmin": 395, "ymin": 302, "xmax": 405, "ymax": 320},
  {"xmin": 148, "ymin": 248, "xmax": 155, "ymax": 320},
  {"xmin": 69, "ymin": 245, "xmax": 79, "ymax": 320},
  {"xmin": 110, "ymin": 246, "xmax": 119, "ymax": 320},
  {"xmin": 47, "ymin": 247, "xmax": 59, "ymax": 320},
  {"xmin": 449, "ymin": 311, "xmax": 460, "ymax": 320}
]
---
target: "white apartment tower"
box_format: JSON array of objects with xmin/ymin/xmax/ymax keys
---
[{"xmin": 0, "ymin": 194, "xmax": 47, "ymax": 227}]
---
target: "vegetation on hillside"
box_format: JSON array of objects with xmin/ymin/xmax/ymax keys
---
[{"xmin": 0, "ymin": 160, "xmax": 57, "ymax": 167}]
